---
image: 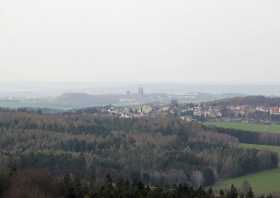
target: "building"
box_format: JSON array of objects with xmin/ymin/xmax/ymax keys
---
[
  {"xmin": 270, "ymin": 107, "xmax": 280, "ymax": 115},
  {"xmin": 138, "ymin": 87, "xmax": 144, "ymax": 97},
  {"xmin": 171, "ymin": 99, "xmax": 178, "ymax": 107}
]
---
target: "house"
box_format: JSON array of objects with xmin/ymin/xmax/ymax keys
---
[{"xmin": 270, "ymin": 107, "xmax": 280, "ymax": 115}]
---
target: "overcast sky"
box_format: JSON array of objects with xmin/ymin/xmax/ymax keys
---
[{"xmin": 0, "ymin": 0, "xmax": 279, "ymax": 83}]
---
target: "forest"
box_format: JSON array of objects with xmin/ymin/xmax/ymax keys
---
[{"xmin": 0, "ymin": 108, "xmax": 277, "ymax": 190}]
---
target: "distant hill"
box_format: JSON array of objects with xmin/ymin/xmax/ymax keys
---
[
  {"xmin": 208, "ymin": 95, "xmax": 280, "ymax": 106},
  {"xmin": 55, "ymin": 93, "xmax": 122, "ymax": 107}
]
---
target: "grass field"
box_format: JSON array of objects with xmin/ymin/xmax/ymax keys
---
[
  {"xmin": 214, "ymin": 143, "xmax": 280, "ymax": 194},
  {"xmin": 208, "ymin": 122, "xmax": 280, "ymax": 193},
  {"xmin": 206, "ymin": 121, "xmax": 280, "ymax": 134},
  {"xmin": 214, "ymin": 168, "xmax": 280, "ymax": 194}
]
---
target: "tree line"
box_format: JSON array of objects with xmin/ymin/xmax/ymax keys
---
[
  {"xmin": 0, "ymin": 168, "xmax": 273, "ymax": 198},
  {"xmin": 208, "ymin": 126, "xmax": 280, "ymax": 146}
]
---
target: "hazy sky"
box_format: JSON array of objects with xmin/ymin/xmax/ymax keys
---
[{"xmin": 0, "ymin": 0, "xmax": 279, "ymax": 83}]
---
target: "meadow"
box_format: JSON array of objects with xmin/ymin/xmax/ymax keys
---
[
  {"xmin": 214, "ymin": 143, "xmax": 280, "ymax": 194},
  {"xmin": 214, "ymin": 168, "xmax": 280, "ymax": 194}
]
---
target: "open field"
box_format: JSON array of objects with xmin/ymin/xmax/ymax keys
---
[
  {"xmin": 214, "ymin": 143, "xmax": 280, "ymax": 194},
  {"xmin": 206, "ymin": 121, "xmax": 280, "ymax": 134},
  {"xmin": 214, "ymin": 168, "xmax": 280, "ymax": 194},
  {"xmin": 240, "ymin": 143, "xmax": 280, "ymax": 156}
]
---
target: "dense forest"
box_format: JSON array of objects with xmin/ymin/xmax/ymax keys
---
[{"xmin": 0, "ymin": 108, "xmax": 277, "ymax": 189}]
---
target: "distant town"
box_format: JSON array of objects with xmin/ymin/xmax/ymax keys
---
[
  {"xmin": 72, "ymin": 94, "xmax": 280, "ymax": 124},
  {"xmin": 0, "ymin": 86, "xmax": 239, "ymax": 109},
  {"xmin": 1, "ymin": 86, "xmax": 280, "ymax": 124}
]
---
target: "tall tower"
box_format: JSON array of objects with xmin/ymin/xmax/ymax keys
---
[{"xmin": 138, "ymin": 87, "xmax": 144, "ymax": 97}]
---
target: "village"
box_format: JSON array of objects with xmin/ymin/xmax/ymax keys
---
[{"xmin": 101, "ymin": 100, "xmax": 280, "ymax": 123}]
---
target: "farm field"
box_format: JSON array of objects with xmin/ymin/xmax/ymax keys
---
[
  {"xmin": 206, "ymin": 121, "xmax": 280, "ymax": 134},
  {"xmin": 215, "ymin": 143, "xmax": 280, "ymax": 194},
  {"xmin": 214, "ymin": 168, "xmax": 280, "ymax": 194}
]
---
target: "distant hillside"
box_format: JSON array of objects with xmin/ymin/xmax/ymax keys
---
[
  {"xmin": 209, "ymin": 96, "xmax": 280, "ymax": 106},
  {"xmin": 55, "ymin": 93, "xmax": 122, "ymax": 107}
]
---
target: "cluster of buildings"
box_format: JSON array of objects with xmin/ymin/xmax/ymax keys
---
[
  {"xmin": 100, "ymin": 102, "xmax": 221, "ymax": 121},
  {"xmin": 106, "ymin": 105, "xmax": 153, "ymax": 118},
  {"xmin": 90, "ymin": 87, "xmax": 280, "ymax": 123},
  {"xmin": 98, "ymin": 100, "xmax": 280, "ymax": 123}
]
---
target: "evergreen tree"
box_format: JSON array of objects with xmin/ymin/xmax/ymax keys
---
[
  {"xmin": 227, "ymin": 185, "xmax": 238, "ymax": 198},
  {"xmin": 246, "ymin": 187, "xmax": 254, "ymax": 198}
]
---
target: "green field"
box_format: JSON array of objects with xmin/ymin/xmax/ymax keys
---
[
  {"xmin": 240, "ymin": 143, "xmax": 280, "ymax": 156},
  {"xmin": 206, "ymin": 121, "xmax": 280, "ymax": 134},
  {"xmin": 208, "ymin": 122, "xmax": 280, "ymax": 193},
  {"xmin": 214, "ymin": 143, "xmax": 280, "ymax": 194},
  {"xmin": 214, "ymin": 168, "xmax": 280, "ymax": 194}
]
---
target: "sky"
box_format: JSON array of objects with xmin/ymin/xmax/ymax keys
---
[{"xmin": 0, "ymin": 0, "xmax": 280, "ymax": 83}]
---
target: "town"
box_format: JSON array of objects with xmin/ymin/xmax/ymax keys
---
[{"xmin": 98, "ymin": 95, "xmax": 280, "ymax": 124}]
